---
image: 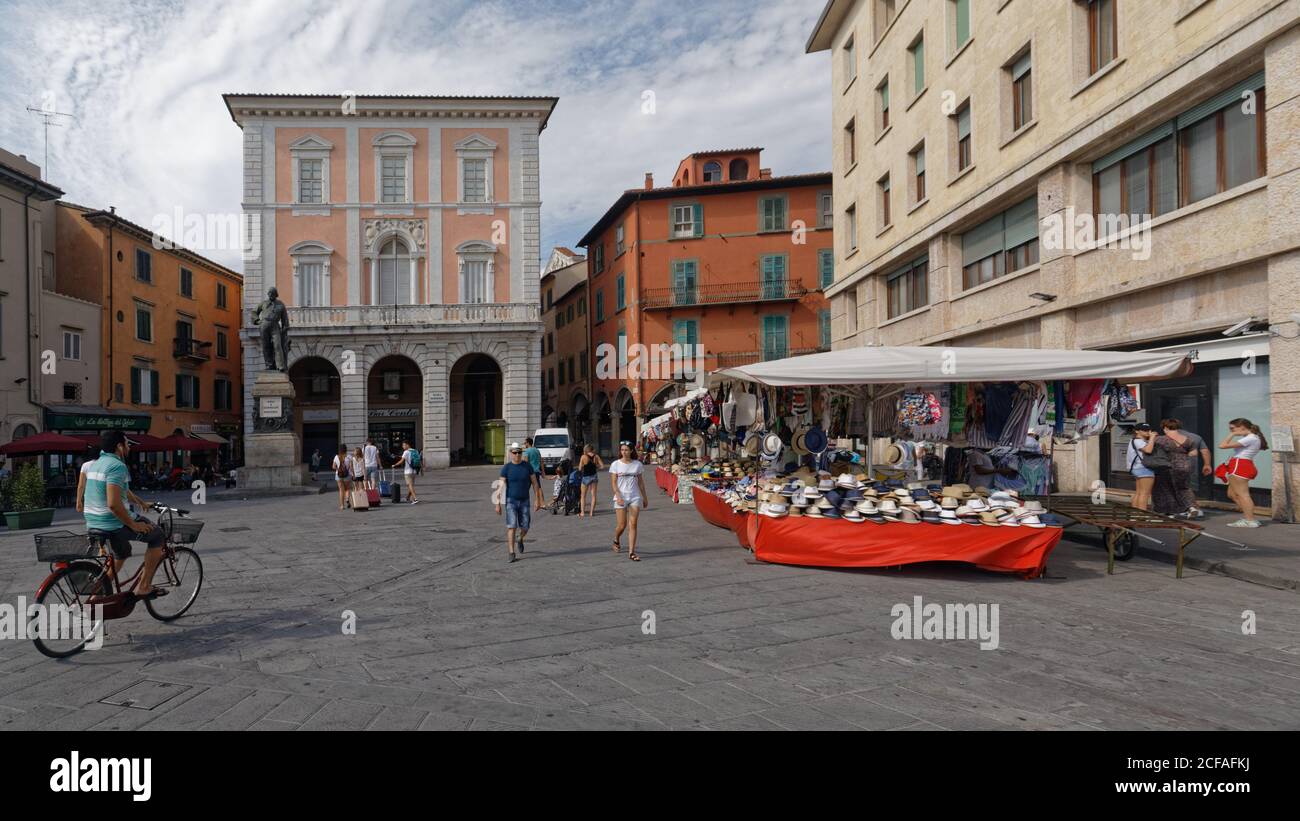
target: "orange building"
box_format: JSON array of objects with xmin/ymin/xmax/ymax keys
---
[
  {"xmin": 577, "ymin": 149, "xmax": 832, "ymax": 453},
  {"xmin": 55, "ymin": 203, "xmax": 244, "ymax": 461}
]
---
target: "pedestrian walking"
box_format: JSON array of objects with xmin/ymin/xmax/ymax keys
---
[
  {"xmin": 392, "ymin": 439, "xmax": 421, "ymax": 504},
  {"xmin": 363, "ymin": 437, "xmax": 382, "ymax": 488},
  {"xmin": 310, "ymin": 449, "xmax": 322, "ymax": 477},
  {"xmin": 1125, "ymin": 424, "xmax": 1157, "ymax": 510},
  {"xmin": 1140, "ymin": 422, "xmax": 1196, "ymax": 516},
  {"xmin": 332, "ymin": 444, "xmax": 351, "ymax": 509},
  {"xmin": 523, "ymin": 437, "xmax": 547, "ymax": 510},
  {"xmin": 496, "ymin": 442, "xmax": 540, "ymax": 563},
  {"xmin": 578, "ymin": 444, "xmax": 604, "ymax": 517},
  {"xmin": 609, "ymin": 441, "xmax": 648, "ymax": 561},
  {"xmin": 1163, "ymin": 419, "xmax": 1212, "ymax": 519},
  {"xmin": 1218, "ymin": 418, "xmax": 1268, "ymax": 528},
  {"xmin": 351, "ymin": 446, "xmax": 366, "ymax": 487}
]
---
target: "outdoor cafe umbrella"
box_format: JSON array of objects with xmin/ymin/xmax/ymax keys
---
[
  {"xmin": 0, "ymin": 431, "xmax": 91, "ymax": 456},
  {"xmin": 157, "ymin": 434, "xmax": 221, "ymax": 452}
]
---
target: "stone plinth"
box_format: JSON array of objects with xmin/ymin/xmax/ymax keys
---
[{"xmin": 238, "ymin": 371, "xmax": 308, "ymax": 489}]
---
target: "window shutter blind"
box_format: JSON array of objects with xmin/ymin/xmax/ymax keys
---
[
  {"xmin": 915, "ymin": 148, "xmax": 925, "ymax": 174},
  {"xmin": 1176, "ymin": 71, "xmax": 1265, "ymax": 130},
  {"xmin": 1092, "ymin": 122, "xmax": 1175, "ymax": 174},
  {"xmin": 150, "ymin": 371, "xmax": 159, "ymax": 406},
  {"xmin": 957, "ymin": 106, "xmax": 971, "ymax": 139},
  {"xmin": 1002, "ymin": 197, "xmax": 1038, "ymax": 248},
  {"xmin": 1012, "ymin": 53, "xmax": 1031, "ymax": 80},
  {"xmin": 962, "ymin": 212, "xmax": 1004, "ymax": 266},
  {"xmin": 692, "ymin": 203, "xmax": 703, "ymax": 237},
  {"xmin": 881, "ymin": 82, "xmax": 889, "ymax": 110},
  {"xmin": 131, "ymin": 367, "xmax": 141, "ymax": 404},
  {"xmin": 194, "ymin": 378, "xmax": 200, "ymax": 409}
]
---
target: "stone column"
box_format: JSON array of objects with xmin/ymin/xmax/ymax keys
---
[
  {"xmin": 339, "ymin": 348, "xmax": 368, "ymax": 452},
  {"xmin": 423, "ymin": 343, "xmax": 451, "ymax": 469}
]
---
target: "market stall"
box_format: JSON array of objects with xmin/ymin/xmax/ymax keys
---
[{"xmin": 694, "ymin": 345, "xmax": 1192, "ymax": 577}]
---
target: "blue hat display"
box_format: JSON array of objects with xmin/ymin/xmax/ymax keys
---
[
  {"xmin": 823, "ymin": 489, "xmax": 843, "ymax": 508},
  {"xmin": 804, "ymin": 425, "xmax": 828, "ymax": 454}
]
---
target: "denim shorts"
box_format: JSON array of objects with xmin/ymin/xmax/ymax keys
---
[
  {"xmin": 504, "ymin": 498, "xmax": 531, "ymax": 531},
  {"xmin": 1130, "ymin": 464, "xmax": 1155, "ymax": 479},
  {"xmin": 581, "ymin": 475, "xmax": 598, "ymax": 486}
]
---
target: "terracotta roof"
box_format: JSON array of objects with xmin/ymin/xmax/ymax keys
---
[
  {"xmin": 0, "ymin": 161, "xmax": 63, "ymax": 200},
  {"xmin": 687, "ymin": 147, "xmax": 763, "ymax": 157},
  {"xmin": 74, "ymin": 206, "xmax": 243, "ymax": 281}
]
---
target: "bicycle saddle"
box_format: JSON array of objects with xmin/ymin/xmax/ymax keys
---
[{"xmin": 87, "ymin": 529, "xmax": 112, "ymax": 540}]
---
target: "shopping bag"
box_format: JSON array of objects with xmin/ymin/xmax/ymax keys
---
[{"xmin": 350, "ymin": 488, "xmax": 370, "ymax": 511}]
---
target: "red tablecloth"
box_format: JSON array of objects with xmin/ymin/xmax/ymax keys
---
[
  {"xmin": 654, "ymin": 466, "xmax": 678, "ymax": 501},
  {"xmin": 747, "ymin": 514, "xmax": 1062, "ymax": 578},
  {"xmin": 692, "ymin": 486, "xmax": 735, "ymax": 530},
  {"xmin": 732, "ymin": 512, "xmax": 752, "ymax": 549}
]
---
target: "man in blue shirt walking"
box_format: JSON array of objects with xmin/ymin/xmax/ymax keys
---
[{"xmin": 496, "ymin": 442, "xmax": 540, "ymax": 563}]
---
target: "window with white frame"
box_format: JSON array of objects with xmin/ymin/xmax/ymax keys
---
[
  {"xmin": 455, "ymin": 134, "xmax": 498, "ymax": 208},
  {"xmin": 377, "ymin": 238, "xmax": 414, "ymax": 305},
  {"xmin": 288, "ymin": 240, "xmax": 333, "ymax": 308},
  {"xmin": 703, "ymin": 161, "xmax": 722, "ymax": 182},
  {"xmin": 819, "ymin": 191, "xmax": 833, "ymax": 228},
  {"xmin": 290, "ymin": 134, "xmax": 333, "ymax": 206},
  {"xmin": 616, "ymin": 223, "xmax": 625, "ymax": 255},
  {"xmin": 62, "ymin": 329, "xmax": 81, "ymax": 361},
  {"xmin": 372, "ymin": 131, "xmax": 416, "ymax": 205},
  {"xmin": 457, "ymin": 240, "xmax": 496, "ymax": 304},
  {"xmin": 672, "ymin": 203, "xmax": 702, "ymax": 238}
]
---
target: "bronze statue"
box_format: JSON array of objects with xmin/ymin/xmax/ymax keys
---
[{"xmin": 253, "ymin": 286, "xmax": 291, "ymax": 371}]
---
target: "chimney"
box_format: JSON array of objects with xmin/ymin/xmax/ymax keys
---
[
  {"xmin": 759, "ymin": 168, "xmax": 772, "ymax": 179},
  {"xmin": 644, "ymin": 172, "xmax": 654, "ymax": 190}
]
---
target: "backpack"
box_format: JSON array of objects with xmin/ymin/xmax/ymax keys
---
[{"xmin": 409, "ymin": 449, "xmax": 421, "ymax": 468}]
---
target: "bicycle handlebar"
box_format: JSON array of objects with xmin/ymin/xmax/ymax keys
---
[{"xmin": 150, "ymin": 503, "xmax": 190, "ymax": 516}]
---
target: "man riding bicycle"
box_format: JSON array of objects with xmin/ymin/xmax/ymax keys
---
[{"xmin": 82, "ymin": 430, "xmax": 168, "ymax": 600}]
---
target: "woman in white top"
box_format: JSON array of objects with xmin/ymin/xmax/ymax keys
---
[
  {"xmin": 1217, "ymin": 418, "xmax": 1268, "ymax": 528},
  {"xmin": 332, "ymin": 445, "xmax": 351, "ymax": 510},
  {"xmin": 609, "ymin": 441, "xmax": 649, "ymax": 561}
]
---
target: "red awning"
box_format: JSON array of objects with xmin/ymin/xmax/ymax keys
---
[
  {"xmin": 0, "ymin": 431, "xmax": 90, "ymax": 455},
  {"xmin": 157, "ymin": 435, "xmax": 221, "ymax": 452}
]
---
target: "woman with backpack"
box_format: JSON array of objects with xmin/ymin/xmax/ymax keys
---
[
  {"xmin": 1218, "ymin": 418, "xmax": 1268, "ymax": 528},
  {"xmin": 332, "ymin": 444, "xmax": 351, "ymax": 510},
  {"xmin": 1126, "ymin": 424, "xmax": 1157, "ymax": 510}
]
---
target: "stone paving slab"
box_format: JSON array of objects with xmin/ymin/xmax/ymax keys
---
[{"xmin": 1, "ymin": 464, "xmax": 1298, "ymax": 730}]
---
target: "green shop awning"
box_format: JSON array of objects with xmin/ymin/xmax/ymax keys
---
[{"xmin": 44, "ymin": 405, "xmax": 152, "ymax": 432}]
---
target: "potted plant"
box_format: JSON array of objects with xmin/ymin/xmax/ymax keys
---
[{"xmin": 3, "ymin": 463, "xmax": 55, "ymax": 530}]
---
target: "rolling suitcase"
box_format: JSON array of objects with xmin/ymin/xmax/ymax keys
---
[
  {"xmin": 366, "ymin": 477, "xmax": 382, "ymax": 507},
  {"xmin": 390, "ymin": 470, "xmax": 402, "ymax": 504}
]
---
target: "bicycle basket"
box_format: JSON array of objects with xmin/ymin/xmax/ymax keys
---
[
  {"xmin": 165, "ymin": 518, "xmax": 205, "ymax": 545},
  {"xmin": 34, "ymin": 531, "xmax": 99, "ymax": 563}
]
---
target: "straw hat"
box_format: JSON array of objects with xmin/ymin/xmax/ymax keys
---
[
  {"xmin": 941, "ymin": 496, "xmax": 961, "ymax": 510},
  {"xmin": 1018, "ymin": 513, "xmax": 1047, "ymax": 528},
  {"xmin": 1022, "ymin": 500, "xmax": 1046, "ymax": 513},
  {"xmin": 884, "ymin": 443, "xmax": 905, "ymax": 465},
  {"xmin": 939, "ymin": 509, "xmax": 962, "ymax": 525},
  {"xmin": 898, "ymin": 508, "xmax": 922, "ymax": 524},
  {"xmin": 805, "ymin": 505, "xmax": 824, "ymax": 518},
  {"xmin": 843, "ymin": 508, "xmax": 864, "ymax": 522},
  {"xmin": 977, "ymin": 510, "xmax": 1002, "ymax": 526}
]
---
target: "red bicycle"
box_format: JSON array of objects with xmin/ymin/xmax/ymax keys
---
[{"xmin": 30, "ymin": 503, "xmax": 205, "ymax": 658}]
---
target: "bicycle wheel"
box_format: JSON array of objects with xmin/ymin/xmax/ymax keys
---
[
  {"xmin": 145, "ymin": 547, "xmax": 203, "ymax": 621},
  {"xmin": 32, "ymin": 561, "xmax": 107, "ymax": 659}
]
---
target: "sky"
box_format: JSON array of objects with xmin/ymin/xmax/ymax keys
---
[{"xmin": 0, "ymin": 0, "xmax": 831, "ymax": 272}]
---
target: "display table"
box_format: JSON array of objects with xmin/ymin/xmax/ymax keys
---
[
  {"xmin": 654, "ymin": 466, "xmax": 679, "ymax": 501},
  {"xmin": 692, "ymin": 486, "xmax": 735, "ymax": 530},
  {"xmin": 746, "ymin": 514, "xmax": 1063, "ymax": 578}
]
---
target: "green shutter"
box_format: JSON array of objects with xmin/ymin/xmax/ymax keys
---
[
  {"xmin": 194, "ymin": 377, "xmax": 200, "ymax": 409},
  {"xmin": 913, "ymin": 40, "xmax": 924, "ymax": 92},
  {"xmin": 957, "ymin": 106, "xmax": 971, "ymax": 140},
  {"xmin": 881, "ymin": 80, "xmax": 889, "ymax": 111},
  {"xmin": 820, "ymin": 249, "xmax": 834, "ymax": 288},
  {"xmin": 1003, "ymin": 198, "xmax": 1038, "ymax": 249},
  {"xmin": 962, "ymin": 211, "xmax": 1005, "ymax": 266},
  {"xmin": 150, "ymin": 371, "xmax": 159, "ymax": 406},
  {"xmin": 819, "ymin": 309, "xmax": 831, "ymax": 348},
  {"xmin": 955, "ymin": 0, "xmax": 970, "ymax": 46},
  {"xmin": 692, "ymin": 203, "xmax": 703, "ymax": 237},
  {"xmin": 1092, "ymin": 122, "xmax": 1175, "ymax": 174},
  {"xmin": 915, "ymin": 147, "xmax": 925, "ymax": 174},
  {"xmin": 131, "ymin": 367, "xmax": 141, "ymax": 404},
  {"xmin": 617, "ymin": 275, "xmax": 625, "ymax": 310},
  {"xmin": 1012, "ymin": 52, "xmax": 1031, "ymax": 81},
  {"xmin": 1176, "ymin": 71, "xmax": 1266, "ymax": 130}
]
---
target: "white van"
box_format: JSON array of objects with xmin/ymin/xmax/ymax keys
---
[{"xmin": 532, "ymin": 428, "xmax": 573, "ymax": 471}]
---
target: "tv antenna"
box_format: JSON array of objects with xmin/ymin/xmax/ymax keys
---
[{"xmin": 25, "ymin": 105, "xmax": 76, "ymax": 179}]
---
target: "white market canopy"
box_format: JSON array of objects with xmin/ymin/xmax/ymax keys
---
[
  {"xmin": 663, "ymin": 387, "xmax": 709, "ymax": 409},
  {"xmin": 712, "ymin": 345, "xmax": 1193, "ymax": 388}
]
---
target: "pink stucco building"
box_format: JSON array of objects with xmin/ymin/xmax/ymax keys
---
[{"xmin": 223, "ymin": 94, "xmax": 556, "ymax": 467}]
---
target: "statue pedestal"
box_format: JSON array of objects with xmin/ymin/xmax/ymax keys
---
[{"xmin": 238, "ymin": 371, "xmax": 309, "ymax": 490}]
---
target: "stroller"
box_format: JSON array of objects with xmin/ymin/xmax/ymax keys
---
[{"xmin": 550, "ymin": 458, "xmax": 581, "ymax": 516}]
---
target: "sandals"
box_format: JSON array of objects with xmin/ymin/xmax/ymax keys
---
[
  {"xmin": 131, "ymin": 587, "xmax": 170, "ymax": 601},
  {"xmin": 612, "ymin": 540, "xmax": 621, "ymax": 553},
  {"xmin": 628, "ymin": 553, "xmax": 641, "ymax": 562}
]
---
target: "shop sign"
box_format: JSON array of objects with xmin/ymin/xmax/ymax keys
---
[
  {"xmin": 368, "ymin": 407, "xmax": 419, "ymax": 418},
  {"xmin": 44, "ymin": 411, "xmax": 151, "ymax": 432},
  {"xmin": 190, "ymin": 424, "xmax": 215, "ymax": 434},
  {"xmin": 302, "ymin": 408, "xmax": 340, "ymax": 422}
]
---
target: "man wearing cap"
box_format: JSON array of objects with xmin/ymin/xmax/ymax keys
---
[
  {"xmin": 82, "ymin": 431, "xmax": 168, "ymax": 600},
  {"xmin": 496, "ymin": 443, "xmax": 541, "ymax": 563}
]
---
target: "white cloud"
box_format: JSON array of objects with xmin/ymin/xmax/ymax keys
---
[{"xmin": 0, "ymin": 0, "xmax": 830, "ymax": 270}]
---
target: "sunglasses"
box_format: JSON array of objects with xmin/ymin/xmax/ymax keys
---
[{"xmin": 619, "ymin": 441, "xmax": 633, "ymax": 446}]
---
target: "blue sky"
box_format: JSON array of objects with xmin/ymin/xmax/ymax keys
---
[{"xmin": 0, "ymin": 0, "xmax": 831, "ymax": 271}]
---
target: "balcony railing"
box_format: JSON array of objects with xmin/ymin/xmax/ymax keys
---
[
  {"xmin": 713, "ymin": 347, "xmax": 823, "ymax": 370},
  {"xmin": 640, "ymin": 277, "xmax": 809, "ymax": 310},
  {"xmin": 285, "ymin": 302, "xmax": 540, "ymax": 328},
  {"xmin": 173, "ymin": 337, "xmax": 211, "ymax": 362}
]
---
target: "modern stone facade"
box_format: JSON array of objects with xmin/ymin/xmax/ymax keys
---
[
  {"xmin": 224, "ymin": 94, "xmax": 556, "ymax": 467},
  {"xmin": 809, "ymin": 0, "xmax": 1300, "ymax": 516}
]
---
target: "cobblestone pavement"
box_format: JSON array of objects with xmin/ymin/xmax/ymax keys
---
[{"xmin": 1, "ymin": 466, "xmax": 1298, "ymax": 731}]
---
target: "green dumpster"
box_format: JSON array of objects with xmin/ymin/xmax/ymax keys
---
[{"xmin": 481, "ymin": 419, "xmax": 507, "ymax": 464}]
